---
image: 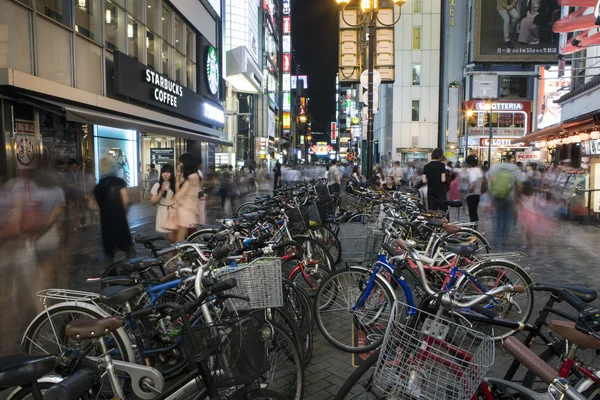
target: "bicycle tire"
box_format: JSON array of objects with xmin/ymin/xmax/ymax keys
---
[
  {"xmin": 310, "ymin": 225, "xmax": 342, "ymax": 265},
  {"xmin": 292, "ymin": 235, "xmax": 335, "ymax": 273},
  {"xmin": 22, "ymin": 304, "xmax": 133, "ymax": 362},
  {"xmin": 6, "ymin": 382, "xmax": 54, "ymax": 400},
  {"xmin": 334, "ymin": 349, "xmax": 382, "ymax": 400},
  {"xmin": 272, "ymin": 307, "xmax": 312, "ymax": 367},
  {"xmin": 266, "ymin": 321, "xmax": 305, "ymax": 400},
  {"xmin": 314, "ymin": 267, "xmax": 396, "ymax": 353},
  {"xmin": 429, "ymin": 228, "xmax": 491, "ymax": 265},
  {"xmin": 236, "ymin": 202, "xmax": 259, "ymax": 216},
  {"xmin": 454, "ymin": 259, "xmax": 534, "ymax": 341},
  {"xmin": 186, "ymin": 228, "xmax": 219, "ymax": 244}
]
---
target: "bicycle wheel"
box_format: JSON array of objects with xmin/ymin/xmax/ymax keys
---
[
  {"xmin": 429, "ymin": 227, "xmax": 491, "ymax": 265},
  {"xmin": 22, "ymin": 304, "xmax": 133, "ymax": 362},
  {"xmin": 293, "ymin": 235, "xmax": 335, "ymax": 272},
  {"xmin": 236, "ymin": 202, "xmax": 259, "ymax": 216},
  {"xmin": 272, "ymin": 307, "xmax": 311, "ymax": 367},
  {"xmin": 310, "ymin": 225, "xmax": 342, "ymax": 265},
  {"xmin": 314, "ymin": 267, "xmax": 396, "ymax": 353},
  {"xmin": 282, "ymin": 279, "xmax": 314, "ymax": 364},
  {"xmin": 454, "ymin": 260, "xmax": 534, "ymax": 340},
  {"xmin": 5, "ymin": 382, "xmax": 53, "ymax": 400},
  {"xmin": 334, "ymin": 350, "xmax": 384, "ymax": 400},
  {"xmin": 264, "ymin": 321, "xmax": 305, "ymax": 400},
  {"xmin": 187, "ymin": 228, "xmax": 219, "ymax": 245}
]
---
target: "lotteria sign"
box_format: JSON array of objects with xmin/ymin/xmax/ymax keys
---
[
  {"xmin": 475, "ymin": 102, "xmax": 525, "ymax": 111},
  {"xmin": 114, "ymin": 52, "xmax": 224, "ymax": 128},
  {"xmin": 145, "ymin": 69, "xmax": 183, "ymax": 107}
]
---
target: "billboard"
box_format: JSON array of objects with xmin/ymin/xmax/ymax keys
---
[
  {"xmin": 473, "ymin": 0, "xmax": 560, "ymax": 62},
  {"xmin": 537, "ymin": 66, "xmax": 571, "ymax": 129}
]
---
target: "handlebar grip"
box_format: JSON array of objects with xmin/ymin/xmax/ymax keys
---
[
  {"xmin": 503, "ymin": 336, "xmax": 558, "ymax": 385},
  {"xmin": 382, "ymin": 243, "xmax": 400, "ymax": 257},
  {"xmin": 43, "ymin": 370, "xmax": 94, "ymax": 400},
  {"xmin": 155, "ymin": 246, "xmax": 175, "ymax": 257},
  {"xmin": 558, "ymin": 289, "xmax": 587, "ymax": 312},
  {"xmin": 159, "ymin": 272, "xmax": 177, "ymax": 284},
  {"xmin": 513, "ymin": 285, "xmax": 526, "ymax": 294},
  {"xmin": 212, "ymin": 246, "xmax": 233, "ymax": 260},
  {"xmin": 210, "ymin": 278, "xmax": 237, "ymax": 295}
]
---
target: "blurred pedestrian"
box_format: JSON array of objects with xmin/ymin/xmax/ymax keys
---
[
  {"xmin": 150, "ymin": 164, "xmax": 176, "ymax": 243},
  {"xmin": 274, "ymin": 161, "xmax": 282, "ymax": 191},
  {"xmin": 392, "ymin": 161, "xmax": 404, "ymax": 186},
  {"xmin": 328, "ymin": 159, "xmax": 341, "ymax": 194},
  {"xmin": 174, "ymin": 153, "xmax": 200, "ymax": 242},
  {"xmin": 488, "ymin": 160, "xmax": 522, "ymax": 249},
  {"xmin": 197, "ymin": 160, "xmax": 206, "ymax": 225},
  {"xmin": 423, "ymin": 148, "xmax": 447, "ymax": 211},
  {"xmin": 247, "ymin": 167, "xmax": 256, "ymax": 193},
  {"xmin": 94, "ymin": 155, "xmax": 136, "ymax": 266},
  {"xmin": 148, "ymin": 164, "xmax": 159, "ymax": 188},
  {"xmin": 64, "ymin": 159, "xmax": 84, "ymax": 231},
  {"xmin": 219, "ymin": 165, "xmax": 233, "ymax": 215},
  {"xmin": 517, "ymin": 181, "xmax": 538, "ymax": 250},
  {"xmin": 466, "ymin": 155, "xmax": 484, "ymax": 223}
]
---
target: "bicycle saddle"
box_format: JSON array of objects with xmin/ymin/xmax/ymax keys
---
[
  {"xmin": 0, "ymin": 354, "xmax": 56, "ymax": 389},
  {"xmin": 549, "ymin": 320, "xmax": 600, "ymax": 350},
  {"xmin": 135, "ymin": 234, "xmax": 165, "ymax": 245},
  {"xmin": 65, "ymin": 317, "xmax": 121, "ymax": 340},
  {"xmin": 443, "ymin": 242, "xmax": 478, "ymax": 257},
  {"xmin": 115, "ymin": 258, "xmax": 162, "ymax": 273},
  {"xmin": 532, "ymin": 283, "xmax": 597, "ymax": 303},
  {"xmin": 444, "ymin": 200, "xmax": 463, "ymax": 208},
  {"xmin": 100, "ymin": 285, "xmax": 143, "ymax": 306}
]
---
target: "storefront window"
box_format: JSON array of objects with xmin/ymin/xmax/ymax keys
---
[
  {"xmin": 412, "ymin": 63, "xmax": 421, "ymax": 86},
  {"xmin": 39, "ymin": 109, "xmax": 79, "ymax": 170},
  {"xmin": 412, "ymin": 100, "xmax": 420, "ymax": 121},
  {"xmin": 0, "ymin": 0, "xmax": 33, "ymax": 74},
  {"xmin": 146, "ymin": 30, "xmax": 158, "ymax": 69},
  {"xmin": 127, "ymin": 15, "xmax": 143, "ymax": 61},
  {"xmin": 186, "ymin": 60, "xmax": 195, "ymax": 91},
  {"xmin": 104, "ymin": 0, "xmax": 126, "ymax": 52},
  {"xmin": 37, "ymin": 0, "xmax": 72, "ymax": 27},
  {"xmin": 161, "ymin": 5, "xmax": 172, "ymax": 43},
  {"xmin": 175, "ymin": 18, "xmax": 184, "ymax": 52},
  {"xmin": 498, "ymin": 113, "xmax": 513, "ymax": 128},
  {"xmin": 75, "ymin": 0, "xmax": 101, "ymax": 42},
  {"xmin": 175, "ymin": 52, "xmax": 184, "ymax": 84},
  {"xmin": 36, "ymin": 16, "xmax": 72, "ymax": 86},
  {"xmin": 500, "ymin": 76, "xmax": 528, "ymax": 99},
  {"xmin": 94, "ymin": 125, "xmax": 139, "ymax": 187},
  {"xmin": 75, "ymin": 36, "xmax": 102, "ymax": 94},
  {"xmin": 127, "ymin": 0, "xmax": 144, "ymax": 22},
  {"xmin": 162, "ymin": 40, "xmax": 171, "ymax": 76},
  {"xmin": 146, "ymin": 0, "xmax": 158, "ymax": 32},
  {"xmin": 186, "ymin": 29, "xmax": 195, "ymax": 62},
  {"xmin": 514, "ymin": 112, "xmax": 525, "ymax": 128}
]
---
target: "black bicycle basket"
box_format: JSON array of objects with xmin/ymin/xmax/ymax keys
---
[
  {"xmin": 184, "ymin": 313, "xmax": 269, "ymax": 388},
  {"xmin": 286, "ymin": 204, "xmax": 311, "ymax": 233}
]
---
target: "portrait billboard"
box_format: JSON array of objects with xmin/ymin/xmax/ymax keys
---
[
  {"xmin": 473, "ymin": 0, "xmax": 560, "ymax": 62},
  {"xmin": 537, "ymin": 66, "xmax": 571, "ymax": 129}
]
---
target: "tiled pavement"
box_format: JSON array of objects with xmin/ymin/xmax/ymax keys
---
[{"xmin": 1, "ymin": 199, "xmax": 600, "ymax": 399}]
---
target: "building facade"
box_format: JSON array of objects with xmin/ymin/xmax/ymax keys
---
[{"xmin": 0, "ymin": 0, "xmax": 226, "ymax": 196}]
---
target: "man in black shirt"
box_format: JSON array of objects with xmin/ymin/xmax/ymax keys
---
[{"xmin": 423, "ymin": 148, "xmax": 447, "ymax": 211}]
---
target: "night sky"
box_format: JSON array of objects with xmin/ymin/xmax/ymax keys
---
[{"xmin": 291, "ymin": 0, "xmax": 338, "ymax": 134}]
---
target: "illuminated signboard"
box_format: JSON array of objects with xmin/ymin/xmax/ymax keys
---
[
  {"xmin": 331, "ymin": 122, "xmax": 337, "ymax": 144},
  {"xmin": 283, "ymin": 54, "xmax": 291, "ymax": 72},
  {"xmin": 283, "ymin": 92, "xmax": 291, "ymax": 111},
  {"xmin": 283, "ymin": 73, "xmax": 291, "ymax": 91},
  {"xmin": 283, "ymin": 36, "xmax": 291, "ymax": 53},
  {"xmin": 283, "ymin": 16, "xmax": 291, "ymax": 34},
  {"xmin": 283, "ymin": 112, "xmax": 291, "ymax": 129},
  {"xmin": 291, "ymin": 75, "xmax": 308, "ymax": 89},
  {"xmin": 282, "ymin": 0, "xmax": 290, "ymax": 15}
]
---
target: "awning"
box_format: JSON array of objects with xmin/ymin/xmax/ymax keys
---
[
  {"xmin": 512, "ymin": 115, "xmax": 597, "ymax": 144},
  {"xmin": 64, "ymin": 105, "xmax": 231, "ymax": 146},
  {"xmin": 511, "ymin": 124, "xmax": 564, "ymax": 144}
]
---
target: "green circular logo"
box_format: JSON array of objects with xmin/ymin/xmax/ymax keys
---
[{"xmin": 206, "ymin": 46, "xmax": 219, "ymax": 95}]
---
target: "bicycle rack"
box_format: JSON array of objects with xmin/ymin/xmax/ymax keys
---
[{"xmin": 36, "ymin": 288, "xmax": 101, "ymax": 306}]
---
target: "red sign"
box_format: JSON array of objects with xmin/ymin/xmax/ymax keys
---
[
  {"xmin": 331, "ymin": 122, "xmax": 337, "ymax": 144},
  {"xmin": 283, "ymin": 54, "xmax": 291, "ymax": 72},
  {"xmin": 283, "ymin": 16, "xmax": 291, "ymax": 34},
  {"xmin": 479, "ymin": 137, "xmax": 528, "ymax": 148}
]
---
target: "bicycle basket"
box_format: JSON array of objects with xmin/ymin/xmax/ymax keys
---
[
  {"xmin": 338, "ymin": 223, "xmax": 385, "ymax": 263},
  {"xmin": 185, "ymin": 313, "xmax": 268, "ymax": 387},
  {"xmin": 340, "ymin": 193, "xmax": 363, "ymax": 212},
  {"xmin": 286, "ymin": 204, "xmax": 311, "ymax": 234},
  {"xmin": 317, "ymin": 197, "xmax": 335, "ymax": 221},
  {"xmin": 373, "ymin": 301, "xmax": 494, "ymax": 400},
  {"xmin": 215, "ymin": 257, "xmax": 283, "ymax": 310}
]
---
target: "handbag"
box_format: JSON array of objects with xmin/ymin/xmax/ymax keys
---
[{"xmin": 161, "ymin": 203, "xmax": 179, "ymax": 231}]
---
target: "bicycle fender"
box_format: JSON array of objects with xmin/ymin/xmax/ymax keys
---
[
  {"xmin": 453, "ymin": 259, "xmax": 532, "ymax": 291},
  {"xmin": 20, "ymin": 301, "xmax": 135, "ymax": 363},
  {"xmin": 6, "ymin": 375, "xmax": 63, "ymax": 400},
  {"xmin": 347, "ymin": 265, "xmax": 399, "ymax": 302}
]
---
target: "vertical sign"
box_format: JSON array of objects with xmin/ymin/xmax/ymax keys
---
[
  {"xmin": 283, "ymin": 54, "xmax": 291, "ymax": 72},
  {"xmin": 282, "ymin": 0, "xmax": 290, "ymax": 15},
  {"xmin": 283, "ymin": 16, "xmax": 291, "ymax": 34},
  {"xmin": 15, "ymin": 119, "xmax": 37, "ymax": 170},
  {"xmin": 331, "ymin": 122, "xmax": 337, "ymax": 144}
]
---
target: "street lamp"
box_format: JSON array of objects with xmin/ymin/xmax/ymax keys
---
[
  {"xmin": 299, "ymin": 115, "xmax": 307, "ymax": 123},
  {"xmin": 482, "ymin": 102, "xmax": 493, "ymax": 167},
  {"xmin": 336, "ymin": 0, "xmax": 406, "ymax": 180}
]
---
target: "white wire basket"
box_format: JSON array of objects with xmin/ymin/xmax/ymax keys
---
[
  {"xmin": 340, "ymin": 193, "xmax": 365, "ymax": 212},
  {"xmin": 215, "ymin": 257, "xmax": 283, "ymax": 310},
  {"xmin": 373, "ymin": 301, "xmax": 495, "ymax": 400},
  {"xmin": 339, "ymin": 223, "xmax": 385, "ymax": 263}
]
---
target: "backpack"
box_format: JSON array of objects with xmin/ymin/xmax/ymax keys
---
[{"xmin": 488, "ymin": 167, "xmax": 515, "ymax": 199}]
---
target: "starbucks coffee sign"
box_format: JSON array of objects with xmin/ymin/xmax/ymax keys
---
[
  {"xmin": 145, "ymin": 69, "xmax": 183, "ymax": 108},
  {"xmin": 206, "ymin": 46, "xmax": 219, "ymax": 95}
]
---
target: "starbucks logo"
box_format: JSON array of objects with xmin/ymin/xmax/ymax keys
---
[{"xmin": 206, "ymin": 46, "xmax": 219, "ymax": 95}]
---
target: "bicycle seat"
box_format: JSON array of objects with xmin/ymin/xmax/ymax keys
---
[
  {"xmin": 444, "ymin": 200, "xmax": 463, "ymax": 208},
  {"xmin": 100, "ymin": 285, "xmax": 143, "ymax": 306},
  {"xmin": 443, "ymin": 242, "xmax": 478, "ymax": 257},
  {"xmin": 135, "ymin": 234, "xmax": 165, "ymax": 245},
  {"xmin": 532, "ymin": 283, "xmax": 597, "ymax": 303},
  {"xmin": 114, "ymin": 258, "xmax": 162, "ymax": 273},
  {"xmin": 441, "ymin": 224, "xmax": 460, "ymax": 234},
  {"xmin": 65, "ymin": 317, "xmax": 121, "ymax": 340},
  {"xmin": 549, "ymin": 320, "xmax": 600, "ymax": 350},
  {"xmin": 0, "ymin": 354, "xmax": 56, "ymax": 389}
]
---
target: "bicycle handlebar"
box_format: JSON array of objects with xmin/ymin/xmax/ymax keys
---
[{"xmin": 43, "ymin": 370, "xmax": 95, "ymax": 400}]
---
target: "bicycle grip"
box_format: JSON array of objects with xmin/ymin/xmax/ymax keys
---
[
  {"xmin": 43, "ymin": 370, "xmax": 94, "ymax": 400},
  {"xmin": 502, "ymin": 336, "xmax": 558, "ymax": 385},
  {"xmin": 159, "ymin": 271, "xmax": 177, "ymax": 284}
]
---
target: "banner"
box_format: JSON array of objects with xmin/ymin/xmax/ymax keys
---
[{"xmin": 15, "ymin": 119, "xmax": 37, "ymax": 170}]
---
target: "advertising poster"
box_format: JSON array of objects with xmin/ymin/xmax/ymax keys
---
[
  {"xmin": 473, "ymin": 0, "xmax": 560, "ymax": 62},
  {"xmin": 15, "ymin": 119, "xmax": 37, "ymax": 170},
  {"xmin": 537, "ymin": 66, "xmax": 571, "ymax": 129}
]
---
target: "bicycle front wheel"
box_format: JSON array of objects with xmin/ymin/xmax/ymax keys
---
[
  {"xmin": 334, "ymin": 349, "xmax": 383, "ymax": 400},
  {"xmin": 314, "ymin": 267, "xmax": 396, "ymax": 353}
]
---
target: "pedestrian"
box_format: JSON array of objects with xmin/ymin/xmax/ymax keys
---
[
  {"xmin": 174, "ymin": 153, "xmax": 200, "ymax": 242},
  {"xmin": 488, "ymin": 159, "xmax": 523, "ymax": 249},
  {"xmin": 328, "ymin": 159, "xmax": 341, "ymax": 194},
  {"xmin": 383, "ymin": 176, "xmax": 396, "ymax": 191},
  {"xmin": 517, "ymin": 180, "xmax": 538, "ymax": 250},
  {"xmin": 148, "ymin": 164, "xmax": 159, "ymax": 189},
  {"xmin": 64, "ymin": 159, "xmax": 84, "ymax": 231},
  {"xmin": 229, "ymin": 165, "xmax": 238, "ymax": 212},
  {"xmin": 325, "ymin": 164, "xmax": 330, "ymax": 180},
  {"xmin": 197, "ymin": 160, "xmax": 206, "ymax": 225},
  {"xmin": 94, "ymin": 155, "xmax": 136, "ymax": 266},
  {"xmin": 423, "ymin": 148, "xmax": 447, "ymax": 211},
  {"xmin": 273, "ymin": 161, "xmax": 282, "ymax": 191},
  {"xmin": 392, "ymin": 161, "xmax": 404, "ymax": 186},
  {"xmin": 219, "ymin": 165, "xmax": 232, "ymax": 216},
  {"xmin": 465, "ymin": 155, "xmax": 484, "ymax": 223},
  {"xmin": 150, "ymin": 164, "xmax": 177, "ymax": 243},
  {"xmin": 375, "ymin": 166, "xmax": 385, "ymax": 187}
]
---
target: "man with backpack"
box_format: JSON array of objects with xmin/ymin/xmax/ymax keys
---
[{"xmin": 488, "ymin": 159, "xmax": 524, "ymax": 249}]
